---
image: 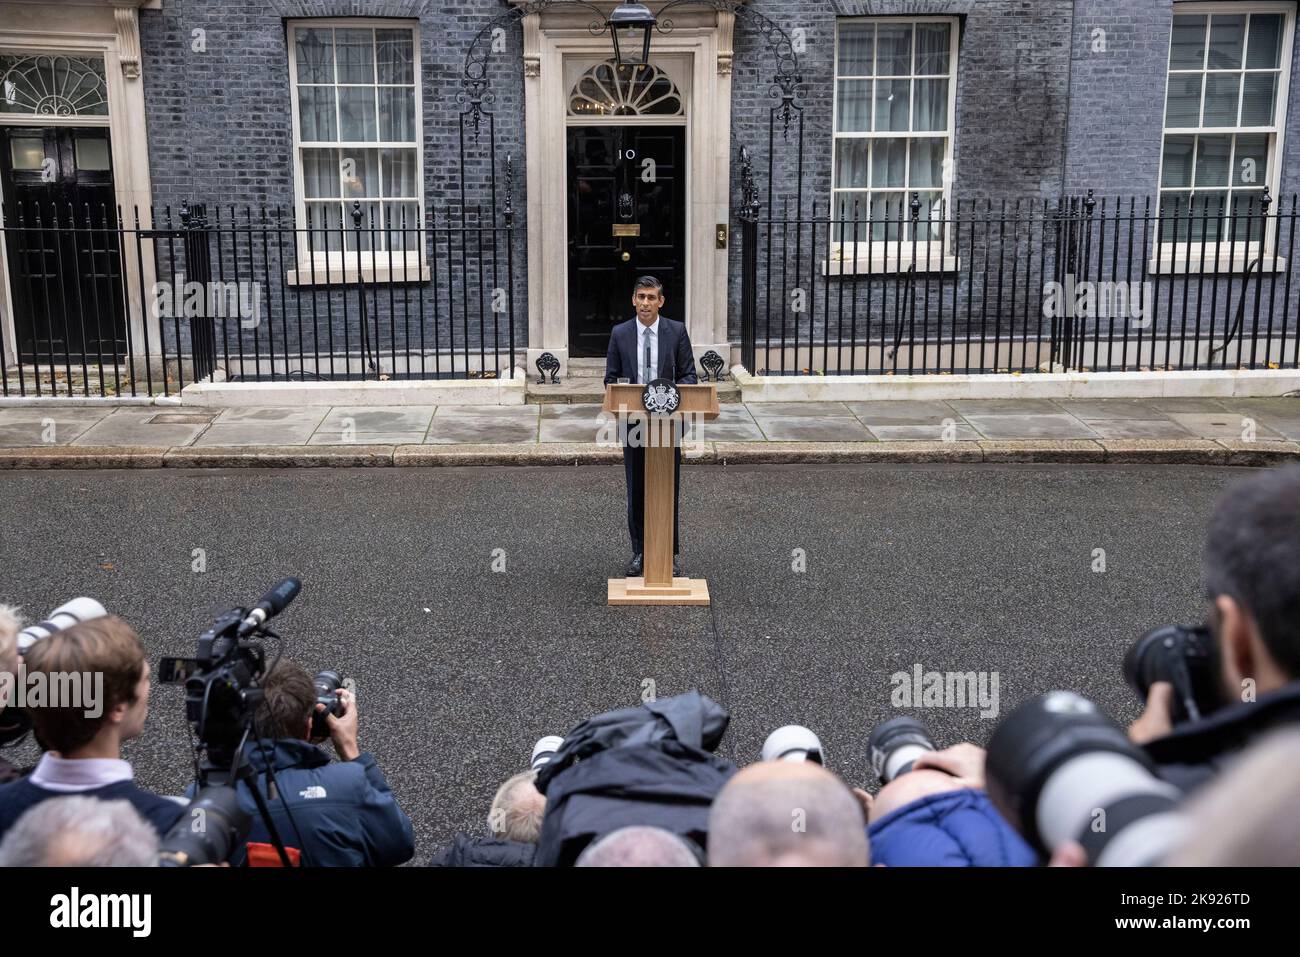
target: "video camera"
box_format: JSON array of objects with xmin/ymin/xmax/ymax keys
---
[{"xmin": 156, "ymin": 579, "xmax": 347, "ymax": 867}]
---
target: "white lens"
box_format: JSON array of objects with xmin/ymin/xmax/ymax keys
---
[
  {"xmin": 16, "ymin": 597, "xmax": 107, "ymax": 653},
  {"xmin": 761, "ymin": 725, "xmax": 823, "ymax": 763},
  {"xmin": 531, "ymin": 735, "xmax": 564, "ymax": 769}
]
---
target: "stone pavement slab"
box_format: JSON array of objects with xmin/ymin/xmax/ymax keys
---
[
  {"xmin": 752, "ymin": 413, "xmax": 874, "ymax": 442},
  {"xmin": 962, "ymin": 412, "xmax": 1098, "ymax": 440},
  {"xmin": 0, "ymin": 407, "xmax": 111, "ymax": 446},
  {"xmin": 1165, "ymin": 412, "xmax": 1283, "ymax": 441},
  {"xmin": 71, "ymin": 409, "xmax": 213, "ymax": 447}
]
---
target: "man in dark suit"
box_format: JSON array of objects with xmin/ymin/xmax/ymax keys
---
[{"xmin": 604, "ymin": 276, "xmax": 698, "ymax": 578}]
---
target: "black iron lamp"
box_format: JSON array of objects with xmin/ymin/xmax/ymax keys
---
[{"xmin": 609, "ymin": 2, "xmax": 657, "ymax": 68}]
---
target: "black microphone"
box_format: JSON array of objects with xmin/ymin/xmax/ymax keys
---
[{"xmin": 238, "ymin": 578, "xmax": 301, "ymax": 636}]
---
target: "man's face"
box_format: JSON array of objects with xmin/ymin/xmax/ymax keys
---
[
  {"xmin": 633, "ymin": 286, "xmax": 664, "ymax": 324},
  {"xmin": 119, "ymin": 659, "xmax": 151, "ymax": 741}
]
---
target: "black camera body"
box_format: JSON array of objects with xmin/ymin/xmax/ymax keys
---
[
  {"xmin": 310, "ymin": 670, "xmax": 345, "ymax": 739},
  {"xmin": 1124, "ymin": 624, "xmax": 1229, "ymax": 725}
]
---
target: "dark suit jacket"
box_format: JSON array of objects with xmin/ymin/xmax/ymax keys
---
[{"xmin": 604, "ymin": 315, "xmax": 699, "ymax": 386}]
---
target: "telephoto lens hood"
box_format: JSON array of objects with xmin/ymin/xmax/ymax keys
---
[
  {"xmin": 16, "ymin": 597, "xmax": 108, "ymax": 654},
  {"xmin": 986, "ymin": 691, "xmax": 1188, "ymax": 866},
  {"xmin": 761, "ymin": 725, "xmax": 825, "ymax": 764}
]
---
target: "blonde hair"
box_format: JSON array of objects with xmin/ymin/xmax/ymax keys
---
[{"xmin": 0, "ymin": 604, "xmax": 21, "ymax": 670}]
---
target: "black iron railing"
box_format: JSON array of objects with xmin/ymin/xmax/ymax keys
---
[
  {"xmin": 737, "ymin": 189, "xmax": 1300, "ymax": 376},
  {"xmin": 0, "ymin": 198, "xmax": 524, "ymax": 398}
]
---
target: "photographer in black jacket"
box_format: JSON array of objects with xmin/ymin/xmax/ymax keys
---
[{"xmin": 1127, "ymin": 464, "xmax": 1300, "ymax": 791}]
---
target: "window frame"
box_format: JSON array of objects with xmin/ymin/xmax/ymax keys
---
[
  {"xmin": 829, "ymin": 15, "xmax": 961, "ymax": 274},
  {"xmin": 286, "ymin": 18, "xmax": 426, "ymax": 285},
  {"xmin": 1155, "ymin": 1, "xmax": 1295, "ymax": 272}
]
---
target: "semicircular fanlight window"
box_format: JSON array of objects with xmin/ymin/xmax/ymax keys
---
[
  {"xmin": 0, "ymin": 54, "xmax": 109, "ymax": 117},
  {"xmin": 569, "ymin": 60, "xmax": 683, "ymax": 118}
]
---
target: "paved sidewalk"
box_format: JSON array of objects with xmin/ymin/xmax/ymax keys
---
[{"xmin": 1, "ymin": 397, "xmax": 1299, "ymax": 467}]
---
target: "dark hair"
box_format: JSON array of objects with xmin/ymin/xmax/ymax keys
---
[
  {"xmin": 256, "ymin": 660, "xmax": 316, "ymax": 740},
  {"xmin": 634, "ymin": 276, "xmax": 663, "ymax": 293},
  {"xmin": 24, "ymin": 615, "xmax": 146, "ymax": 753},
  {"xmin": 1204, "ymin": 464, "xmax": 1300, "ymax": 677}
]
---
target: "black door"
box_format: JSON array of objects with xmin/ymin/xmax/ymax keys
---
[
  {"xmin": 567, "ymin": 125, "xmax": 686, "ymax": 358},
  {"xmin": 1, "ymin": 126, "xmax": 126, "ymax": 361}
]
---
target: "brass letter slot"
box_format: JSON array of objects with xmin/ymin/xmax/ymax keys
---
[{"xmin": 612, "ymin": 223, "xmax": 641, "ymax": 237}]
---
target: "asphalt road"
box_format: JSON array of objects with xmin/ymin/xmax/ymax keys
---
[{"xmin": 0, "ymin": 462, "xmax": 1250, "ymax": 862}]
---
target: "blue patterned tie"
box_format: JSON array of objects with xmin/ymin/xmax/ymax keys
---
[{"xmin": 643, "ymin": 327, "xmax": 655, "ymax": 384}]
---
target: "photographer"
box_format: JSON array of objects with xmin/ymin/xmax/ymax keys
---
[
  {"xmin": 227, "ymin": 660, "xmax": 414, "ymax": 867},
  {"xmin": 1128, "ymin": 465, "xmax": 1300, "ymax": 790},
  {"xmin": 0, "ymin": 615, "xmax": 184, "ymax": 840}
]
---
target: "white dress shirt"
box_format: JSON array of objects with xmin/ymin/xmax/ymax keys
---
[
  {"xmin": 637, "ymin": 316, "xmax": 660, "ymax": 384},
  {"xmin": 29, "ymin": 753, "xmax": 134, "ymax": 792}
]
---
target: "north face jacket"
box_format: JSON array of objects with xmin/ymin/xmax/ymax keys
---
[{"xmin": 220, "ymin": 739, "xmax": 414, "ymax": 867}]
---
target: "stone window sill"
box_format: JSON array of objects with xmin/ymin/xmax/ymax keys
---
[
  {"xmin": 1147, "ymin": 252, "xmax": 1288, "ymax": 275},
  {"xmin": 286, "ymin": 259, "xmax": 430, "ymax": 286}
]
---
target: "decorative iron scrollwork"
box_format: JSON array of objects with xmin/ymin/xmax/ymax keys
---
[
  {"xmin": 536, "ymin": 352, "xmax": 562, "ymax": 385},
  {"xmin": 700, "ymin": 350, "xmax": 725, "ymax": 382}
]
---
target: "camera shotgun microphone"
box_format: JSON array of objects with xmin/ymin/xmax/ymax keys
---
[{"xmin": 237, "ymin": 578, "xmax": 301, "ymax": 636}]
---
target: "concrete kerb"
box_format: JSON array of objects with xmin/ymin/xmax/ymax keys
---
[
  {"xmin": 732, "ymin": 365, "xmax": 1300, "ymax": 402},
  {"xmin": 2, "ymin": 439, "xmax": 1297, "ymax": 469}
]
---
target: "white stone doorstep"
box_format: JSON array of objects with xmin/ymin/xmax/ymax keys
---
[
  {"xmin": 732, "ymin": 366, "xmax": 1300, "ymax": 402},
  {"xmin": 179, "ymin": 375, "xmax": 528, "ymax": 408}
]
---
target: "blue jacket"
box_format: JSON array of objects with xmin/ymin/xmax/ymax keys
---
[
  {"xmin": 604, "ymin": 315, "xmax": 699, "ymax": 385},
  {"xmin": 221, "ymin": 739, "xmax": 415, "ymax": 867},
  {"xmin": 0, "ymin": 777, "xmax": 184, "ymax": 841},
  {"xmin": 867, "ymin": 788, "xmax": 1038, "ymax": 867}
]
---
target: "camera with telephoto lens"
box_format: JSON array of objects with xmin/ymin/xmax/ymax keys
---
[
  {"xmin": 761, "ymin": 725, "xmax": 825, "ymax": 764},
  {"xmin": 0, "ymin": 597, "xmax": 108, "ymax": 748},
  {"xmin": 1123, "ymin": 624, "xmax": 1229, "ymax": 726},
  {"xmin": 868, "ymin": 716, "xmax": 938, "ymax": 784},
  {"xmin": 310, "ymin": 670, "xmax": 346, "ymax": 739},
  {"xmin": 986, "ymin": 691, "xmax": 1191, "ymax": 866},
  {"xmin": 157, "ymin": 785, "xmax": 252, "ymax": 867}
]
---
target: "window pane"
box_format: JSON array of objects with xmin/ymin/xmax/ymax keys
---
[
  {"xmin": 305, "ymin": 202, "xmax": 344, "ymax": 253},
  {"xmin": 916, "ymin": 23, "xmax": 950, "ymax": 75},
  {"xmin": 295, "ymin": 28, "xmax": 334, "ymax": 83},
  {"xmin": 1241, "ymin": 73, "xmax": 1277, "ymax": 126},
  {"xmin": 1246, "ymin": 14, "xmax": 1283, "ymax": 69},
  {"xmin": 335, "ymin": 28, "xmax": 375, "ymax": 84},
  {"xmin": 913, "ymin": 191, "xmax": 943, "ymax": 241},
  {"xmin": 74, "ymin": 135, "xmax": 111, "ymax": 170},
  {"xmin": 872, "ymin": 139, "xmax": 906, "ymax": 188},
  {"xmin": 913, "ymin": 78, "xmax": 948, "ymax": 131},
  {"xmin": 1207, "ymin": 15, "xmax": 1245, "ymax": 70},
  {"xmin": 874, "ymin": 77, "xmax": 910, "ymax": 131},
  {"xmin": 870, "ymin": 193, "xmax": 905, "ymax": 242},
  {"xmin": 1195, "ymin": 134, "xmax": 1231, "ymax": 186},
  {"xmin": 1231, "ymin": 191, "xmax": 1267, "ymax": 242},
  {"xmin": 381, "ymin": 148, "xmax": 418, "ymax": 197},
  {"xmin": 344, "ymin": 201, "xmax": 380, "ymax": 251},
  {"xmin": 836, "ymin": 79, "xmax": 872, "ymax": 131},
  {"xmin": 9, "ymin": 136, "xmax": 44, "ymax": 170},
  {"xmin": 1233, "ymin": 133, "xmax": 1268, "ymax": 187},
  {"xmin": 876, "ymin": 23, "xmax": 912, "ymax": 75},
  {"xmin": 340, "ymin": 148, "xmax": 380, "ymax": 198},
  {"xmin": 384, "ymin": 201, "xmax": 420, "ymax": 252},
  {"xmin": 838, "ymin": 23, "xmax": 874, "ymax": 76},
  {"xmin": 302, "ymin": 148, "xmax": 340, "ymax": 198},
  {"xmin": 378, "ymin": 86, "xmax": 415, "ymax": 141},
  {"xmin": 1162, "ymin": 135, "xmax": 1195, "ymax": 187},
  {"xmin": 376, "ymin": 29, "xmax": 413, "ymax": 84},
  {"xmin": 834, "ymin": 139, "xmax": 869, "ymax": 188},
  {"xmin": 1169, "ymin": 16, "xmax": 1207, "ymax": 70},
  {"xmin": 298, "ymin": 86, "xmax": 337, "ymax": 141},
  {"xmin": 1201, "ymin": 73, "xmax": 1240, "ymax": 126},
  {"xmin": 1165, "ymin": 74, "xmax": 1202, "ymax": 127},
  {"xmin": 909, "ymin": 137, "xmax": 944, "ymax": 188},
  {"xmin": 831, "ymin": 192, "xmax": 870, "ymax": 245},
  {"xmin": 339, "ymin": 87, "xmax": 377, "ymax": 141}
]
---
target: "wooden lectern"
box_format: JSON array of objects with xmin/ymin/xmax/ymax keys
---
[{"xmin": 604, "ymin": 383, "xmax": 720, "ymax": 606}]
